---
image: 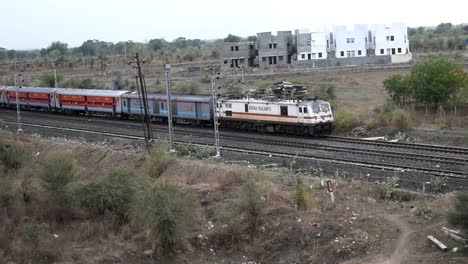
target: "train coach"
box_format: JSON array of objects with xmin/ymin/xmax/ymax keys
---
[
  {"xmin": 217, "ymin": 97, "xmax": 333, "ymax": 135},
  {"xmin": 121, "ymin": 92, "xmax": 212, "ymax": 124}
]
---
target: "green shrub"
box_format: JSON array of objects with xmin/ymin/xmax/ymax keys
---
[
  {"xmin": 366, "ymin": 112, "xmax": 389, "ymax": 130},
  {"xmin": 0, "ymin": 139, "xmax": 26, "ymax": 170},
  {"xmin": 144, "ymin": 141, "xmax": 172, "ymax": 178},
  {"xmin": 0, "ymin": 178, "xmax": 15, "ymax": 207},
  {"xmin": 334, "ymin": 109, "xmax": 357, "ymax": 133},
  {"xmin": 77, "ymin": 167, "xmax": 135, "ymax": 221},
  {"xmin": 39, "ymin": 152, "xmax": 79, "ymax": 208},
  {"xmin": 291, "ymin": 177, "xmax": 315, "ymax": 211},
  {"xmin": 132, "ymin": 182, "xmax": 195, "ymax": 255},
  {"xmin": 391, "ymin": 109, "xmax": 411, "ymax": 130},
  {"xmin": 448, "ymin": 191, "xmax": 468, "ymax": 235},
  {"xmin": 176, "ymin": 144, "xmax": 212, "ymax": 159},
  {"xmin": 221, "ymin": 177, "xmax": 268, "ymax": 232}
]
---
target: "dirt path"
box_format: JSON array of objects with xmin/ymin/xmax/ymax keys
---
[{"xmin": 363, "ymin": 214, "xmax": 413, "ymax": 264}]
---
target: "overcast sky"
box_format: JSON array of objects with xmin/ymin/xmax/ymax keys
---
[{"xmin": 1, "ymin": 0, "xmax": 466, "ymax": 50}]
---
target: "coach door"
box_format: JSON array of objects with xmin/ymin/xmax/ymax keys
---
[{"xmin": 297, "ymin": 106, "xmax": 304, "ymax": 123}]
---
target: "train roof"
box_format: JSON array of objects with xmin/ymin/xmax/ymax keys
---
[
  {"xmin": 4, "ymin": 86, "xmax": 59, "ymax": 93},
  {"xmin": 123, "ymin": 92, "xmax": 211, "ymax": 102},
  {"xmin": 55, "ymin": 88, "xmax": 129, "ymax": 97},
  {"xmin": 219, "ymin": 97, "xmax": 330, "ymax": 105}
]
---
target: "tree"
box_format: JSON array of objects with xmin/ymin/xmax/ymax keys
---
[
  {"xmin": 148, "ymin": 38, "xmax": 168, "ymax": 51},
  {"xmin": 410, "ymin": 58, "xmax": 468, "ymax": 106},
  {"xmin": 0, "ymin": 48, "xmax": 7, "ymax": 60},
  {"xmin": 39, "ymin": 72, "xmax": 64, "ymax": 87},
  {"xmin": 224, "ymin": 34, "xmax": 241, "ymax": 43},
  {"xmin": 435, "ymin": 22, "xmax": 453, "ymax": 34},
  {"xmin": 383, "ymin": 74, "xmax": 411, "ymax": 106},
  {"xmin": 417, "ymin": 26, "xmax": 425, "ymax": 34},
  {"xmin": 47, "ymin": 41, "xmax": 68, "ymax": 56},
  {"xmin": 246, "ymin": 35, "xmax": 257, "ymax": 42},
  {"xmin": 448, "ymin": 191, "xmax": 468, "ymax": 235}
]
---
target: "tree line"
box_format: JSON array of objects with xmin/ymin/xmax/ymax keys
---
[
  {"xmin": 0, "ymin": 37, "xmax": 224, "ymax": 62},
  {"xmin": 408, "ymin": 23, "xmax": 468, "ymax": 51}
]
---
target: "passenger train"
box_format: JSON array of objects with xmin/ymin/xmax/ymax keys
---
[{"xmin": 0, "ymin": 86, "xmax": 334, "ymax": 136}]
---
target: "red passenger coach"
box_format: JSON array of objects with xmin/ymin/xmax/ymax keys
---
[
  {"xmin": 4, "ymin": 87, "xmax": 58, "ymax": 108},
  {"xmin": 55, "ymin": 89, "xmax": 128, "ymax": 115}
]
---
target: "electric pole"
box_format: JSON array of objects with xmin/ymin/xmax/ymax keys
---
[
  {"xmin": 14, "ymin": 62, "xmax": 23, "ymax": 133},
  {"xmin": 129, "ymin": 53, "xmax": 153, "ymax": 150},
  {"xmin": 54, "ymin": 68, "xmax": 57, "ymax": 88},
  {"xmin": 211, "ymin": 65, "xmax": 221, "ymax": 157},
  {"xmin": 164, "ymin": 64, "xmax": 175, "ymax": 152}
]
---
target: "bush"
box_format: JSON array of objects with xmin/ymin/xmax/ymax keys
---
[
  {"xmin": 39, "ymin": 72, "xmax": 64, "ymax": 87},
  {"xmin": 448, "ymin": 191, "xmax": 468, "ymax": 235},
  {"xmin": 132, "ymin": 182, "xmax": 195, "ymax": 255},
  {"xmin": 0, "ymin": 139, "xmax": 26, "ymax": 170},
  {"xmin": 291, "ymin": 177, "xmax": 315, "ymax": 211},
  {"xmin": 221, "ymin": 177, "xmax": 268, "ymax": 232},
  {"xmin": 144, "ymin": 141, "xmax": 172, "ymax": 178},
  {"xmin": 390, "ymin": 109, "xmax": 411, "ymax": 130},
  {"xmin": 77, "ymin": 167, "xmax": 135, "ymax": 221},
  {"xmin": 39, "ymin": 152, "xmax": 79, "ymax": 208},
  {"xmin": 334, "ymin": 109, "xmax": 357, "ymax": 133},
  {"xmin": 176, "ymin": 144, "xmax": 212, "ymax": 159},
  {"xmin": 0, "ymin": 178, "xmax": 15, "ymax": 207}
]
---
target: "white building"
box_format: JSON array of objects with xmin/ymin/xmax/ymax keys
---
[
  {"xmin": 372, "ymin": 23, "xmax": 410, "ymax": 56},
  {"xmin": 310, "ymin": 32, "xmax": 328, "ymax": 59},
  {"xmin": 333, "ymin": 24, "xmax": 369, "ymax": 58}
]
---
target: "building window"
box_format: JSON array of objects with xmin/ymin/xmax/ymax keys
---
[
  {"xmin": 301, "ymin": 54, "xmax": 305, "ymax": 59},
  {"xmin": 340, "ymin": 51, "xmax": 344, "ymax": 57},
  {"xmin": 392, "ymin": 48, "xmax": 396, "ymax": 55},
  {"xmin": 318, "ymin": 52, "xmax": 322, "ymax": 58},
  {"xmin": 230, "ymin": 46, "xmax": 234, "ymax": 51},
  {"xmin": 312, "ymin": 53, "xmax": 316, "ymax": 59},
  {"xmin": 273, "ymin": 43, "xmax": 277, "ymax": 48},
  {"xmin": 365, "ymin": 37, "xmax": 367, "ymax": 42},
  {"xmin": 351, "ymin": 38, "xmax": 355, "ymax": 43},
  {"xmin": 225, "ymin": 103, "xmax": 232, "ymax": 108},
  {"xmin": 307, "ymin": 54, "xmax": 311, "ymax": 60},
  {"xmin": 346, "ymin": 38, "xmax": 350, "ymax": 43},
  {"xmin": 380, "ymin": 49, "xmax": 384, "ymax": 54},
  {"xmin": 398, "ymin": 48, "xmax": 402, "ymax": 53},
  {"xmin": 390, "ymin": 36, "xmax": 394, "ymax": 41},
  {"xmin": 262, "ymin": 57, "xmax": 267, "ymax": 62},
  {"xmin": 278, "ymin": 56, "xmax": 283, "ymax": 61},
  {"xmin": 223, "ymin": 60, "xmax": 228, "ymax": 64},
  {"xmin": 327, "ymin": 40, "xmax": 329, "ymax": 48},
  {"xmin": 235, "ymin": 46, "xmax": 239, "ymax": 51},
  {"xmin": 307, "ymin": 39, "xmax": 311, "ymax": 45},
  {"xmin": 269, "ymin": 43, "xmax": 272, "ymax": 49},
  {"xmin": 239, "ymin": 58, "xmax": 245, "ymax": 63},
  {"xmin": 386, "ymin": 36, "xmax": 390, "ymax": 41},
  {"xmin": 358, "ymin": 50, "xmax": 362, "ymax": 56}
]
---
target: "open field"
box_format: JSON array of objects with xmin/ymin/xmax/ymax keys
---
[{"xmin": 0, "ymin": 132, "xmax": 467, "ymax": 263}]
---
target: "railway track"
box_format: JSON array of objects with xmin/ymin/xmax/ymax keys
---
[
  {"xmin": 2, "ymin": 120, "xmax": 467, "ymax": 180},
  {"xmin": 1, "ymin": 108, "xmax": 467, "ymax": 173},
  {"xmin": 326, "ymin": 136, "xmax": 468, "ymax": 156}
]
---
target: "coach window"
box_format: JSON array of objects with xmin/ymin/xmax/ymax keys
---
[
  {"xmin": 312, "ymin": 104, "xmax": 319, "ymax": 113},
  {"xmin": 245, "ymin": 104, "xmax": 248, "ymax": 112},
  {"xmin": 280, "ymin": 106, "xmax": 288, "ymax": 116},
  {"xmin": 304, "ymin": 107, "xmax": 308, "ymax": 113},
  {"xmin": 299, "ymin": 107, "xmax": 302, "ymax": 113},
  {"xmin": 161, "ymin": 102, "xmax": 164, "ymax": 110}
]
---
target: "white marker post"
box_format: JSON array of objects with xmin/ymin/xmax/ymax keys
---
[{"xmin": 326, "ymin": 180, "xmax": 335, "ymax": 204}]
